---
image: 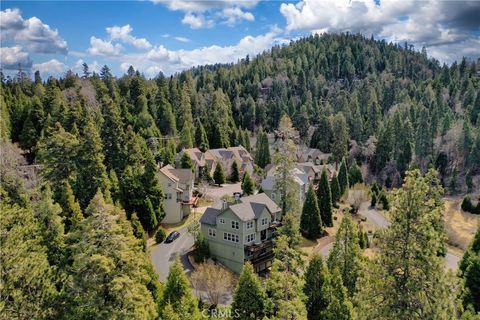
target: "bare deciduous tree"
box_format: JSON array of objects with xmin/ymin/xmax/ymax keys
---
[{"xmin": 190, "ymin": 262, "xmax": 235, "ymax": 306}]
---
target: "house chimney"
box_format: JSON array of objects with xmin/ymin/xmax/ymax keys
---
[{"xmin": 222, "ymin": 200, "xmax": 229, "ymax": 211}]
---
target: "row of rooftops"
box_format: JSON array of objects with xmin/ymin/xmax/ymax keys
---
[
  {"xmin": 200, "ymin": 193, "xmax": 280, "ymax": 226},
  {"xmin": 180, "ymin": 145, "xmax": 253, "ymax": 168}
]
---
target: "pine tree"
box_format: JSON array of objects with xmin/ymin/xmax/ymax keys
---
[
  {"xmin": 231, "ymin": 262, "xmax": 267, "ymax": 320},
  {"xmin": 331, "ymin": 113, "xmax": 349, "ymax": 164},
  {"xmin": 355, "ymin": 169, "xmax": 456, "ymax": 319},
  {"xmin": 243, "ymin": 130, "xmax": 251, "ymax": 152},
  {"xmin": 75, "ymin": 117, "xmax": 110, "ymax": 209},
  {"xmin": 213, "ymin": 162, "xmax": 225, "ymax": 186},
  {"xmin": 330, "ymin": 174, "xmax": 341, "ymax": 207},
  {"xmin": 327, "ymin": 213, "xmax": 362, "ymax": 295},
  {"xmin": 304, "ymin": 254, "xmax": 330, "ymax": 320},
  {"xmin": 241, "ymin": 171, "xmax": 254, "ymax": 195},
  {"xmin": 322, "ymin": 269, "xmax": 355, "ymax": 320},
  {"xmin": 338, "ymin": 159, "xmax": 349, "ymax": 197},
  {"xmin": 181, "ymin": 152, "xmax": 194, "ymax": 171},
  {"xmin": 301, "ymin": 185, "xmax": 323, "ymax": 239},
  {"xmin": 460, "ymin": 227, "xmax": 480, "ymax": 312},
  {"xmin": 101, "ymin": 97, "xmax": 126, "ymax": 172},
  {"xmin": 230, "ymin": 160, "xmax": 240, "ymax": 182},
  {"xmin": 57, "ymin": 181, "xmax": 83, "ymax": 231},
  {"xmin": 66, "ymin": 191, "xmax": 160, "ymax": 319},
  {"xmin": 180, "ymin": 124, "xmax": 194, "ymax": 149},
  {"xmin": 273, "ymin": 115, "xmax": 299, "ymax": 214},
  {"xmin": 0, "ymin": 199, "xmax": 59, "ymax": 319},
  {"xmin": 317, "ymin": 169, "xmax": 333, "ymax": 227},
  {"xmin": 255, "ymin": 131, "xmax": 270, "ymax": 169},
  {"xmin": 348, "ymin": 160, "xmax": 363, "ymax": 186},
  {"xmin": 194, "ymin": 118, "xmax": 209, "ymax": 152},
  {"xmin": 161, "ymin": 257, "xmax": 200, "ymax": 320}
]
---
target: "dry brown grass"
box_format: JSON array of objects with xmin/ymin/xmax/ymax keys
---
[{"xmin": 444, "ymin": 198, "xmax": 480, "ymax": 250}]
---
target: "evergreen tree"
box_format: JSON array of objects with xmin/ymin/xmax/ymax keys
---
[
  {"xmin": 243, "ymin": 129, "xmax": 251, "ymax": 152},
  {"xmin": 322, "ymin": 269, "xmax": 355, "ymax": 320},
  {"xmin": 57, "ymin": 181, "xmax": 83, "ymax": 231},
  {"xmin": 75, "ymin": 117, "xmax": 110, "ymax": 209},
  {"xmin": 231, "ymin": 262, "xmax": 267, "ymax": 320},
  {"xmin": 101, "ymin": 97, "xmax": 126, "ymax": 172},
  {"xmin": 348, "ymin": 160, "xmax": 363, "ymax": 186},
  {"xmin": 273, "ymin": 115, "xmax": 299, "ymax": 214},
  {"xmin": 355, "ymin": 170, "xmax": 456, "ymax": 319},
  {"xmin": 310, "ymin": 115, "xmax": 332, "ymax": 153},
  {"xmin": 230, "ymin": 160, "xmax": 240, "ymax": 182},
  {"xmin": 180, "ymin": 124, "xmax": 194, "ymax": 149},
  {"xmin": 66, "ymin": 191, "xmax": 160, "ymax": 319},
  {"xmin": 327, "ymin": 213, "xmax": 362, "ymax": 295},
  {"xmin": 181, "ymin": 152, "xmax": 194, "ymax": 171},
  {"xmin": 301, "ymin": 185, "xmax": 323, "ymax": 239},
  {"xmin": 34, "ymin": 185, "xmax": 66, "ymax": 267},
  {"xmin": 304, "ymin": 254, "xmax": 330, "ymax": 320},
  {"xmin": 331, "ymin": 113, "xmax": 349, "ymax": 164},
  {"xmin": 0, "ymin": 199, "xmax": 59, "ymax": 319},
  {"xmin": 161, "ymin": 257, "xmax": 200, "ymax": 320},
  {"xmin": 241, "ymin": 171, "xmax": 254, "ymax": 195},
  {"xmin": 213, "ymin": 162, "xmax": 225, "ymax": 186},
  {"xmin": 330, "ymin": 174, "xmax": 341, "ymax": 206},
  {"xmin": 194, "ymin": 118, "xmax": 209, "ymax": 152},
  {"xmin": 460, "ymin": 227, "xmax": 480, "ymax": 312},
  {"xmin": 338, "ymin": 159, "xmax": 349, "ymax": 196},
  {"xmin": 317, "ymin": 169, "xmax": 333, "ymax": 227},
  {"xmin": 255, "ymin": 131, "xmax": 271, "ymax": 169}
]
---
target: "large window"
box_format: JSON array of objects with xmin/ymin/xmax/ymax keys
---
[
  {"xmin": 246, "ymin": 220, "xmax": 253, "ymax": 229},
  {"xmin": 231, "ymin": 221, "xmax": 239, "ymax": 230},
  {"xmin": 223, "ymin": 232, "xmax": 239, "ymax": 243},
  {"xmin": 208, "ymin": 228, "xmax": 216, "ymax": 237},
  {"xmin": 261, "ymin": 217, "xmax": 269, "ymax": 226},
  {"xmin": 246, "ymin": 233, "xmax": 255, "ymax": 243}
]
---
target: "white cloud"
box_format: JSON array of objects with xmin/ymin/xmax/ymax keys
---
[
  {"xmin": 279, "ymin": 0, "xmax": 480, "ymax": 63},
  {"xmin": 174, "ymin": 36, "xmax": 191, "ymax": 43},
  {"xmin": 182, "ymin": 13, "xmax": 214, "ymax": 29},
  {"xmin": 115, "ymin": 28, "xmax": 285, "ymax": 76},
  {"xmin": 87, "ymin": 36, "xmax": 124, "ymax": 56},
  {"xmin": 106, "ymin": 24, "xmax": 152, "ymax": 49},
  {"xmin": 0, "ymin": 46, "xmax": 32, "ymax": 70},
  {"xmin": 32, "ymin": 59, "xmax": 68, "ymax": 77},
  {"xmin": 153, "ymin": 0, "xmax": 258, "ymax": 28},
  {"xmin": 220, "ymin": 7, "xmax": 255, "ymax": 25},
  {"xmin": 0, "ymin": 8, "xmax": 68, "ymax": 54}
]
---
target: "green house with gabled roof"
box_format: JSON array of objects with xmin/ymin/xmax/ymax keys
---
[{"xmin": 199, "ymin": 193, "xmax": 282, "ymax": 273}]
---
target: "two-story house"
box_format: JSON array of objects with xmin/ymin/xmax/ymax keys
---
[
  {"xmin": 176, "ymin": 148, "xmax": 206, "ymax": 180},
  {"xmin": 158, "ymin": 164, "xmax": 196, "ymax": 224},
  {"xmin": 200, "ymin": 193, "xmax": 282, "ymax": 273},
  {"xmin": 260, "ymin": 166, "xmax": 309, "ymax": 208},
  {"xmin": 205, "ymin": 145, "xmax": 254, "ymax": 178}
]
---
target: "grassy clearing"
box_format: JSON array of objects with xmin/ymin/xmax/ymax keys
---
[{"xmin": 444, "ymin": 198, "xmax": 480, "ymax": 250}]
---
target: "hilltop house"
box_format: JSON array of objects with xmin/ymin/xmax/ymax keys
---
[
  {"xmin": 200, "ymin": 193, "xmax": 282, "ymax": 273},
  {"xmin": 260, "ymin": 166, "xmax": 309, "ymax": 208},
  {"xmin": 157, "ymin": 164, "xmax": 196, "ymax": 224}
]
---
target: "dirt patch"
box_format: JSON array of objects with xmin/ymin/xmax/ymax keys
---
[{"xmin": 444, "ymin": 199, "xmax": 480, "ymax": 250}]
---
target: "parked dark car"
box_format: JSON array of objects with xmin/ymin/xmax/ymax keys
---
[{"xmin": 165, "ymin": 231, "xmax": 180, "ymax": 243}]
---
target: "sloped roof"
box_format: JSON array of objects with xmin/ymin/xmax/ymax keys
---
[
  {"xmin": 261, "ymin": 167, "xmax": 308, "ymax": 190},
  {"xmin": 159, "ymin": 164, "xmax": 179, "ymax": 182},
  {"xmin": 200, "ymin": 207, "xmax": 221, "ymax": 226},
  {"xmin": 183, "ymin": 148, "xmax": 205, "ymax": 166}
]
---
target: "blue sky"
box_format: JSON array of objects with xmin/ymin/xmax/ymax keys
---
[{"xmin": 1, "ymin": 1, "xmax": 479, "ymax": 78}]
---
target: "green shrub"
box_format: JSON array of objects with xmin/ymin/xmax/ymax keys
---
[
  {"xmin": 193, "ymin": 233, "xmax": 210, "ymax": 262},
  {"xmin": 155, "ymin": 227, "xmax": 167, "ymax": 243}
]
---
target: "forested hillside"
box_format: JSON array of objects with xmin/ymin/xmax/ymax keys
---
[{"xmin": 1, "ymin": 32, "xmax": 480, "ymax": 320}]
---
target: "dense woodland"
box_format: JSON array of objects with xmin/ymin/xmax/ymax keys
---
[{"xmin": 1, "ymin": 33, "xmax": 480, "ymax": 319}]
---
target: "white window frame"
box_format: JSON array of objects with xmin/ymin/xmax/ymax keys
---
[
  {"xmin": 223, "ymin": 232, "xmax": 239, "ymax": 243},
  {"xmin": 219, "ymin": 218, "xmax": 225, "ymax": 224},
  {"xmin": 246, "ymin": 220, "xmax": 253, "ymax": 229},
  {"xmin": 261, "ymin": 217, "xmax": 268, "ymax": 226},
  {"xmin": 231, "ymin": 221, "xmax": 239, "ymax": 230},
  {"xmin": 208, "ymin": 228, "xmax": 216, "ymax": 237},
  {"xmin": 246, "ymin": 233, "xmax": 256, "ymax": 243}
]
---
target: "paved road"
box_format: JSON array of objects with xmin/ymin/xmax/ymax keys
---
[
  {"xmin": 150, "ymin": 227, "xmax": 194, "ymax": 282},
  {"xmin": 204, "ymin": 182, "xmax": 242, "ymax": 203},
  {"xmin": 356, "ymin": 201, "xmax": 460, "ymax": 271}
]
